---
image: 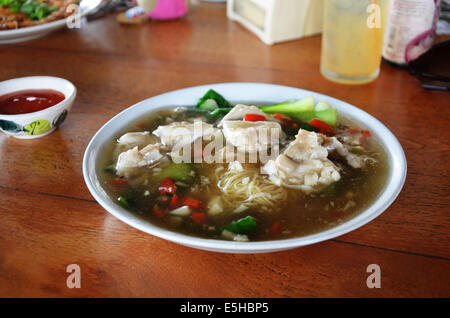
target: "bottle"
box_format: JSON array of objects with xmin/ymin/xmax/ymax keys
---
[{"xmin": 382, "ymin": 0, "xmax": 442, "ymax": 67}]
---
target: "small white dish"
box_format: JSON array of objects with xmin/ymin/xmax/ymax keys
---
[
  {"xmin": 0, "ymin": 76, "xmax": 76, "ymax": 139},
  {"xmin": 0, "ymin": 0, "xmax": 101, "ymax": 44},
  {"xmin": 83, "ymin": 83, "xmax": 407, "ymax": 254}
]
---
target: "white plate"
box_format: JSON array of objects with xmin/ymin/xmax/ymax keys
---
[
  {"xmin": 0, "ymin": 0, "xmax": 101, "ymax": 44},
  {"xmin": 83, "ymin": 83, "xmax": 407, "ymax": 254}
]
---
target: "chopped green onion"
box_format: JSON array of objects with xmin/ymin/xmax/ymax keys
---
[
  {"xmin": 103, "ymin": 164, "xmax": 116, "ymax": 173},
  {"xmin": 351, "ymin": 146, "xmax": 365, "ymax": 154},
  {"xmin": 2, "ymin": 0, "xmax": 57, "ymax": 20},
  {"xmin": 117, "ymin": 196, "xmax": 130, "ymax": 209},
  {"xmin": 321, "ymin": 183, "xmax": 337, "ymax": 195}
]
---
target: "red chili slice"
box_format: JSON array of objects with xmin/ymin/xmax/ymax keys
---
[
  {"xmin": 192, "ymin": 212, "xmax": 206, "ymax": 226},
  {"xmin": 110, "ymin": 178, "xmax": 128, "ymax": 187},
  {"xmin": 244, "ymin": 114, "xmax": 266, "ymax": 122},
  {"xmin": 158, "ymin": 177, "xmax": 176, "ymax": 195},
  {"xmin": 182, "ymin": 197, "xmax": 202, "ymax": 209},
  {"xmin": 309, "ymin": 118, "xmax": 334, "ymax": 135},
  {"xmin": 347, "ymin": 127, "xmax": 360, "ymax": 134},
  {"xmin": 274, "ymin": 113, "xmax": 295, "ymax": 124},
  {"xmin": 269, "ymin": 221, "xmax": 281, "ymax": 235},
  {"xmin": 362, "ymin": 130, "xmax": 371, "ymax": 138}
]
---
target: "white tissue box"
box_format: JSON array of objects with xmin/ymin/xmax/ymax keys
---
[{"xmin": 227, "ymin": 0, "xmax": 324, "ymax": 45}]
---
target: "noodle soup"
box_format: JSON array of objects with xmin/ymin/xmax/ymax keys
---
[{"xmin": 97, "ymin": 92, "xmax": 388, "ymax": 242}]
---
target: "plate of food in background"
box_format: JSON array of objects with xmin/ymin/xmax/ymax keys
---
[
  {"xmin": 83, "ymin": 83, "xmax": 407, "ymax": 253},
  {"xmin": 0, "ymin": 0, "xmax": 101, "ymax": 43}
]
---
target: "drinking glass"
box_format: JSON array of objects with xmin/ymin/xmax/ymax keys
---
[{"xmin": 320, "ymin": 0, "xmax": 390, "ymax": 84}]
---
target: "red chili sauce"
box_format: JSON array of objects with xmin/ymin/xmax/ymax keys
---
[{"xmin": 0, "ymin": 89, "xmax": 65, "ymax": 115}]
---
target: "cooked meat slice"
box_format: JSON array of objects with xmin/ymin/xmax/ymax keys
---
[
  {"xmin": 222, "ymin": 120, "xmax": 283, "ymax": 153},
  {"xmin": 263, "ymin": 129, "xmax": 341, "ymax": 193},
  {"xmin": 219, "ymin": 104, "xmax": 272, "ymax": 126},
  {"xmin": 153, "ymin": 121, "xmax": 220, "ymax": 149},
  {"xmin": 116, "ymin": 144, "xmax": 164, "ymax": 177},
  {"xmin": 320, "ymin": 135, "xmax": 365, "ymax": 169}
]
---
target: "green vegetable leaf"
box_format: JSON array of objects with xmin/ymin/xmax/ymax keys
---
[
  {"xmin": 321, "ymin": 183, "xmax": 337, "ymax": 195},
  {"xmin": 9, "ymin": 1, "xmax": 21, "ymax": 11},
  {"xmin": 259, "ymin": 97, "xmax": 315, "ymax": 123},
  {"xmin": 103, "ymin": 164, "xmax": 116, "ymax": 174},
  {"xmin": 351, "ymin": 146, "xmax": 365, "ymax": 154},
  {"xmin": 0, "ymin": 0, "xmax": 12, "ymax": 6},
  {"xmin": 155, "ymin": 163, "xmax": 195, "ymax": 183},
  {"xmin": 208, "ymin": 107, "xmax": 231, "ymax": 120},
  {"xmin": 19, "ymin": 2, "xmax": 34, "ymax": 14},
  {"xmin": 117, "ymin": 196, "xmax": 130, "ymax": 209},
  {"xmin": 4, "ymin": 0, "xmax": 57, "ymax": 20},
  {"xmin": 315, "ymin": 101, "xmax": 332, "ymax": 112},
  {"xmin": 197, "ymin": 98, "xmax": 219, "ymax": 112},
  {"xmin": 224, "ymin": 216, "xmax": 257, "ymax": 234},
  {"xmin": 314, "ymin": 108, "xmax": 338, "ymax": 127},
  {"xmin": 197, "ymin": 89, "xmax": 231, "ymax": 109}
]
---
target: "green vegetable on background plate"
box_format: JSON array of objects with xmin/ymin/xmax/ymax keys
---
[{"xmin": 1, "ymin": 0, "xmax": 58, "ymax": 20}]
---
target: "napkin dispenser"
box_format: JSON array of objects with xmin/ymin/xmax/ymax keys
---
[{"xmin": 227, "ymin": 0, "xmax": 324, "ymax": 45}]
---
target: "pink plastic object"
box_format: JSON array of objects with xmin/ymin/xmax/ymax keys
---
[{"xmin": 148, "ymin": 0, "xmax": 188, "ymax": 20}]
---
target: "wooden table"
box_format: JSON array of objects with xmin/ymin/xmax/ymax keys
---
[{"xmin": 1, "ymin": 2, "xmax": 449, "ymax": 298}]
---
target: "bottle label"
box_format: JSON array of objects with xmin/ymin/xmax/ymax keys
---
[{"xmin": 382, "ymin": 0, "xmax": 441, "ymax": 64}]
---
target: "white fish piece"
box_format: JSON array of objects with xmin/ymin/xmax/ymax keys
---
[
  {"xmin": 117, "ymin": 131, "xmax": 158, "ymax": 147},
  {"xmin": 153, "ymin": 121, "xmax": 220, "ymax": 149},
  {"xmin": 222, "ymin": 120, "xmax": 283, "ymax": 153},
  {"xmin": 263, "ymin": 129, "xmax": 341, "ymax": 194},
  {"xmin": 219, "ymin": 104, "xmax": 272, "ymax": 126},
  {"xmin": 116, "ymin": 143, "xmax": 164, "ymax": 177}
]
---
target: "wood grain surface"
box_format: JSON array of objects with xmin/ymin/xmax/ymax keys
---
[{"xmin": 0, "ymin": 3, "xmax": 449, "ymax": 297}]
